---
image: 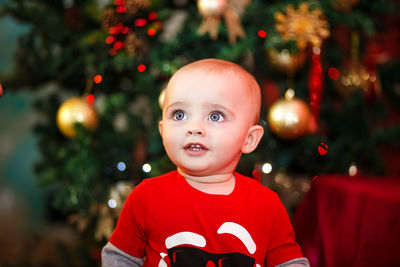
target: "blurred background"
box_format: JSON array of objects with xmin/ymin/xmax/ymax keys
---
[{"xmin": 0, "ymin": 0, "xmax": 399, "ymax": 266}]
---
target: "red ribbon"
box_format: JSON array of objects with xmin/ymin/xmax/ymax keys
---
[{"xmin": 308, "ymin": 52, "xmax": 323, "ymax": 133}]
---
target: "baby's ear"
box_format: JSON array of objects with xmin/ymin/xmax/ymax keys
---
[
  {"xmin": 158, "ymin": 121, "xmax": 163, "ymax": 136},
  {"xmin": 241, "ymin": 125, "xmax": 264, "ymax": 154}
]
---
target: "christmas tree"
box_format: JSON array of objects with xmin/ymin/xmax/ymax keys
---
[{"xmin": 1, "ymin": 0, "xmax": 399, "ymax": 265}]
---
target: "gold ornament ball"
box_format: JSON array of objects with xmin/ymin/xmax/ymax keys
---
[
  {"xmin": 333, "ymin": 61, "xmax": 370, "ymax": 98},
  {"xmin": 197, "ymin": 0, "xmax": 227, "ymax": 17},
  {"xmin": 56, "ymin": 97, "xmax": 98, "ymax": 138},
  {"xmin": 158, "ymin": 88, "xmax": 166, "ymax": 109},
  {"xmin": 266, "ymin": 48, "xmax": 307, "ymax": 73},
  {"xmin": 267, "ymin": 98, "xmax": 311, "ymax": 140}
]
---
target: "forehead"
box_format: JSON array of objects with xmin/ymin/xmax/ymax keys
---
[{"xmin": 165, "ymin": 69, "xmax": 251, "ymax": 102}]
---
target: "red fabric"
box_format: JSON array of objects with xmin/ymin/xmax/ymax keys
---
[
  {"xmin": 293, "ymin": 175, "xmax": 400, "ymax": 267},
  {"xmin": 110, "ymin": 171, "xmax": 303, "ymax": 267}
]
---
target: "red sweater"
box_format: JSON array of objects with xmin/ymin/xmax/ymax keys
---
[{"xmin": 109, "ymin": 171, "xmax": 303, "ymax": 267}]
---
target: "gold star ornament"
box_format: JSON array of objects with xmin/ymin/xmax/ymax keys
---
[{"xmin": 275, "ymin": 2, "xmax": 330, "ymax": 49}]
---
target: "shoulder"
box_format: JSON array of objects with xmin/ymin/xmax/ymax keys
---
[
  {"xmin": 129, "ymin": 170, "xmax": 178, "ymax": 197},
  {"xmin": 122, "ymin": 171, "xmax": 178, "ymax": 211},
  {"xmin": 235, "ymin": 172, "xmax": 282, "ymax": 204}
]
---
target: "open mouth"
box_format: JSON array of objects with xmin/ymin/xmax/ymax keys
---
[{"xmin": 184, "ymin": 143, "xmax": 208, "ymax": 152}]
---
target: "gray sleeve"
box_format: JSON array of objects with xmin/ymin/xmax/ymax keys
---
[
  {"xmin": 101, "ymin": 242, "xmax": 145, "ymax": 267},
  {"xmin": 275, "ymin": 257, "xmax": 310, "ymax": 267}
]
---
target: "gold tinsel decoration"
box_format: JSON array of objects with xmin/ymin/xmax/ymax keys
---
[
  {"xmin": 67, "ymin": 181, "xmax": 134, "ymax": 241},
  {"xmin": 197, "ymin": 0, "xmax": 251, "ymax": 44},
  {"xmin": 333, "ymin": 61, "xmax": 371, "ymax": 98},
  {"xmin": 95, "ymin": 182, "xmax": 133, "ymax": 241},
  {"xmin": 275, "ymin": 2, "xmax": 330, "ymax": 49},
  {"xmin": 333, "ymin": 32, "xmax": 381, "ymax": 99}
]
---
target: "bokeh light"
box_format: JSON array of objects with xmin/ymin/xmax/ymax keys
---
[
  {"xmin": 109, "ymin": 26, "xmax": 119, "ymax": 35},
  {"xmin": 258, "ymin": 30, "xmax": 266, "ymax": 38},
  {"xmin": 135, "ymin": 18, "xmax": 147, "ymax": 27},
  {"xmin": 108, "ymin": 199, "xmax": 117, "ymax": 208},
  {"xmin": 117, "ymin": 162, "xmax": 126, "ymax": 171},
  {"xmin": 349, "ymin": 163, "xmax": 358, "ymax": 176},
  {"xmin": 142, "ymin": 163, "xmax": 151, "ymax": 173},
  {"xmin": 328, "ymin": 67, "xmax": 340, "ymax": 80},
  {"xmin": 138, "ymin": 64, "xmax": 146, "ymax": 72},
  {"xmin": 121, "ymin": 26, "xmax": 130, "ymax": 34},
  {"xmin": 148, "ymin": 12, "xmax": 157, "ymax": 20},
  {"xmin": 116, "ymin": 5, "xmax": 127, "ymax": 13},
  {"xmin": 86, "ymin": 94, "xmax": 95, "ymax": 104},
  {"xmin": 113, "ymin": 41, "xmax": 123, "ymax": 50},
  {"xmin": 109, "ymin": 48, "xmax": 117, "ymax": 56},
  {"xmin": 94, "ymin": 75, "xmax": 102, "ymax": 84},
  {"xmin": 106, "ymin": 36, "xmax": 115, "ymax": 44},
  {"xmin": 148, "ymin": 28, "xmax": 156, "ymax": 36},
  {"xmin": 262, "ymin": 163, "xmax": 272, "ymax": 174}
]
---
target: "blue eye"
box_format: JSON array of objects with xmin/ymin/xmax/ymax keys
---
[
  {"xmin": 209, "ymin": 112, "xmax": 224, "ymax": 122},
  {"xmin": 173, "ymin": 110, "xmax": 186, "ymax": 120}
]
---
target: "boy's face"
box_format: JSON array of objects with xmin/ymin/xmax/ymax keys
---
[{"xmin": 159, "ymin": 69, "xmax": 261, "ymax": 177}]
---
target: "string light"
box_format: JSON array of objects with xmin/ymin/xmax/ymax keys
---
[
  {"xmin": 108, "ymin": 199, "xmax": 117, "ymax": 208},
  {"xmin": 116, "ymin": 5, "xmax": 127, "ymax": 13},
  {"xmin": 258, "ymin": 30, "xmax": 266, "ymax": 38},
  {"xmin": 148, "ymin": 11, "xmax": 157, "ymax": 20},
  {"xmin": 117, "ymin": 162, "xmax": 126, "ymax": 171},
  {"xmin": 328, "ymin": 67, "xmax": 340, "ymax": 80},
  {"xmin": 138, "ymin": 64, "xmax": 146, "ymax": 72},
  {"xmin": 86, "ymin": 94, "xmax": 95, "ymax": 104},
  {"xmin": 121, "ymin": 26, "xmax": 130, "ymax": 34},
  {"xmin": 109, "ymin": 26, "xmax": 119, "ymax": 35},
  {"xmin": 113, "ymin": 41, "xmax": 123, "ymax": 50},
  {"xmin": 94, "ymin": 74, "xmax": 102, "ymax": 84},
  {"xmin": 262, "ymin": 163, "xmax": 272, "ymax": 174},
  {"xmin": 142, "ymin": 163, "xmax": 151, "ymax": 173},
  {"xmin": 106, "ymin": 36, "xmax": 115, "ymax": 44},
  {"xmin": 135, "ymin": 18, "xmax": 147, "ymax": 27},
  {"xmin": 109, "ymin": 48, "xmax": 117, "ymax": 56},
  {"xmin": 148, "ymin": 28, "xmax": 156, "ymax": 36},
  {"xmin": 349, "ymin": 163, "xmax": 358, "ymax": 176}
]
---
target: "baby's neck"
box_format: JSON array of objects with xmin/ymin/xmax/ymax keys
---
[{"xmin": 178, "ymin": 170, "xmax": 236, "ymax": 195}]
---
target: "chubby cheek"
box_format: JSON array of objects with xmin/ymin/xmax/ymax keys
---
[
  {"xmin": 161, "ymin": 126, "xmax": 181, "ymax": 154},
  {"xmin": 216, "ymin": 129, "xmax": 247, "ymax": 152}
]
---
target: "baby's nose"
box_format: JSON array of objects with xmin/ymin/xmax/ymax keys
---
[
  {"xmin": 186, "ymin": 120, "xmax": 206, "ymax": 136},
  {"xmin": 187, "ymin": 129, "xmax": 204, "ymax": 135}
]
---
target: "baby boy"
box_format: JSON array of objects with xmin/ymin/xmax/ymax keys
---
[{"xmin": 102, "ymin": 58, "xmax": 310, "ymax": 267}]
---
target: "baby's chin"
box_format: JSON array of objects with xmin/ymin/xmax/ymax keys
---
[
  {"xmin": 176, "ymin": 166, "xmax": 212, "ymax": 177},
  {"xmin": 177, "ymin": 166, "xmax": 234, "ymax": 179}
]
